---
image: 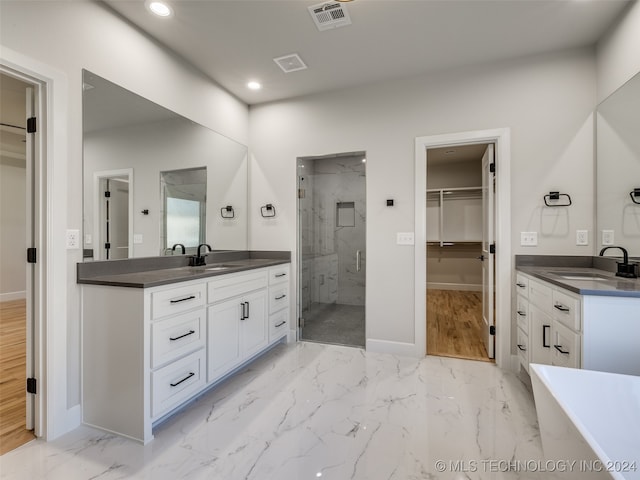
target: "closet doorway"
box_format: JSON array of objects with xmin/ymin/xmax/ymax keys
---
[
  {"xmin": 0, "ymin": 71, "xmax": 37, "ymax": 453},
  {"xmin": 297, "ymin": 152, "xmax": 366, "ymax": 348},
  {"xmin": 426, "ymin": 143, "xmax": 495, "ymax": 362}
]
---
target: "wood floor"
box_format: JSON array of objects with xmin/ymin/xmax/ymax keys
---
[
  {"xmin": 0, "ymin": 299, "xmax": 35, "ymax": 455},
  {"xmin": 426, "ymin": 289, "xmax": 492, "ymax": 362}
]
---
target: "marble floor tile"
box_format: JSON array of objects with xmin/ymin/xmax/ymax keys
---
[{"xmin": 0, "ymin": 342, "xmax": 554, "ymax": 480}]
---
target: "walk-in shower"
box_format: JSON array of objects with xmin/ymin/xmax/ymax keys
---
[{"xmin": 297, "ymin": 152, "xmax": 366, "ymax": 347}]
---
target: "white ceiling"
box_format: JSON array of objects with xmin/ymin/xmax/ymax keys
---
[{"xmin": 104, "ymin": 0, "xmax": 631, "ymax": 105}]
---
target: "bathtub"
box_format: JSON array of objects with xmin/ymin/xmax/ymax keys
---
[{"xmin": 530, "ymin": 364, "xmax": 640, "ymax": 479}]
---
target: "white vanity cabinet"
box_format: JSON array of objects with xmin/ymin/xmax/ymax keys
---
[
  {"xmin": 515, "ymin": 271, "xmax": 640, "ymax": 376},
  {"xmin": 206, "ymin": 269, "xmax": 269, "ymax": 382},
  {"xmin": 82, "ymin": 263, "xmax": 290, "ymax": 444}
]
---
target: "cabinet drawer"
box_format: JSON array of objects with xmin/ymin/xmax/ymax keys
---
[
  {"xmin": 269, "ymin": 265, "xmax": 290, "ymax": 286},
  {"xmin": 529, "ymin": 279, "xmax": 552, "ymax": 315},
  {"xmin": 269, "ymin": 285, "xmax": 288, "ymax": 314},
  {"xmin": 269, "ymin": 308, "xmax": 289, "ymax": 343},
  {"xmin": 151, "ymin": 349, "xmax": 205, "ymax": 418},
  {"xmin": 551, "ymin": 321, "xmax": 580, "ymax": 369},
  {"xmin": 516, "ymin": 327, "xmax": 529, "ymax": 371},
  {"xmin": 515, "ymin": 274, "xmax": 529, "ymax": 298},
  {"xmin": 515, "ymin": 294, "xmax": 528, "ymax": 332},
  {"xmin": 208, "ymin": 270, "xmax": 268, "ymax": 304},
  {"xmin": 552, "ymin": 289, "xmax": 581, "ymax": 331},
  {"xmin": 151, "ymin": 283, "xmax": 206, "ymax": 320},
  {"xmin": 151, "ymin": 309, "xmax": 205, "ymax": 369}
]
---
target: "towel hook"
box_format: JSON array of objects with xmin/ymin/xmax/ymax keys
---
[
  {"xmin": 544, "ymin": 191, "xmax": 572, "ymax": 207},
  {"xmin": 261, "ymin": 204, "xmax": 276, "ymax": 218},
  {"xmin": 220, "ymin": 205, "xmax": 235, "ymax": 218}
]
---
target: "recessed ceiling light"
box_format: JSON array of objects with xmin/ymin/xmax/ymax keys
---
[
  {"xmin": 247, "ymin": 81, "xmax": 262, "ymax": 90},
  {"xmin": 146, "ymin": 1, "xmax": 173, "ymax": 17}
]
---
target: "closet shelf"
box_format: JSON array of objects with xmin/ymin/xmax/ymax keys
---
[{"xmin": 426, "ymin": 185, "xmax": 483, "ymax": 246}]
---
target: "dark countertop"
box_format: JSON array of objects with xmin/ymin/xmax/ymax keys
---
[
  {"xmin": 516, "ymin": 265, "xmax": 640, "ymax": 298},
  {"xmin": 77, "ymin": 251, "xmax": 290, "ymax": 288}
]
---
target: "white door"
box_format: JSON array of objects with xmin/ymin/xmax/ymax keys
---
[
  {"xmin": 207, "ymin": 300, "xmax": 241, "ymax": 382},
  {"xmin": 24, "ymin": 86, "xmax": 35, "ymax": 430},
  {"xmin": 240, "ymin": 289, "xmax": 268, "ymax": 358},
  {"xmin": 481, "ymin": 144, "xmax": 495, "ymax": 358}
]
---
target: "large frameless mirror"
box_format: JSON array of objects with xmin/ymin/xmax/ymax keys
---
[
  {"xmin": 82, "ymin": 70, "xmax": 248, "ymax": 260},
  {"xmin": 596, "ymin": 71, "xmax": 640, "ymax": 257}
]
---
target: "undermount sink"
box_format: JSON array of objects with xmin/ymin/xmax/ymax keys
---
[
  {"xmin": 553, "ymin": 271, "xmax": 612, "ymax": 281},
  {"xmin": 204, "ymin": 264, "xmax": 238, "ymax": 271}
]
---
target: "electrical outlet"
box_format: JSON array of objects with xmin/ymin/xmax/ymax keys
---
[
  {"xmin": 133, "ymin": 234, "xmax": 143, "ymax": 244},
  {"xmin": 602, "ymin": 230, "xmax": 614, "ymax": 246},
  {"xmin": 396, "ymin": 232, "xmax": 415, "ymax": 245},
  {"xmin": 520, "ymin": 231, "xmax": 538, "ymax": 246},
  {"xmin": 576, "ymin": 230, "xmax": 588, "ymax": 246},
  {"xmin": 66, "ymin": 229, "xmax": 80, "ymax": 249}
]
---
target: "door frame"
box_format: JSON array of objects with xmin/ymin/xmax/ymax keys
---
[
  {"xmin": 93, "ymin": 168, "xmax": 134, "ymax": 260},
  {"xmin": 414, "ymin": 128, "xmax": 512, "ymax": 369},
  {"xmin": 2, "ymin": 46, "xmax": 75, "ymax": 440}
]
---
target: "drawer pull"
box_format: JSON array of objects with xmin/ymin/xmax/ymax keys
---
[
  {"xmin": 275, "ymin": 294, "xmax": 286, "ymax": 300},
  {"xmin": 517, "ymin": 344, "xmax": 526, "ymax": 352},
  {"xmin": 517, "ymin": 310, "xmax": 526, "ymax": 317},
  {"xmin": 169, "ymin": 330, "xmax": 195, "ymax": 341},
  {"xmin": 241, "ymin": 301, "xmax": 250, "ymax": 320},
  {"xmin": 554, "ymin": 304, "xmax": 570, "ymax": 312},
  {"xmin": 554, "ymin": 345, "xmax": 570, "ymax": 355},
  {"xmin": 170, "ymin": 372, "xmax": 195, "ymax": 387},
  {"xmin": 516, "ymin": 283, "xmax": 526, "ymax": 288},
  {"xmin": 275, "ymin": 321, "xmax": 286, "ymax": 328},
  {"xmin": 170, "ymin": 295, "xmax": 196, "ymax": 304},
  {"xmin": 542, "ymin": 325, "xmax": 550, "ymax": 348},
  {"xmin": 275, "ymin": 273, "xmax": 286, "ymax": 278}
]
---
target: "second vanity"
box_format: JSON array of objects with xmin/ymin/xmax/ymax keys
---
[
  {"xmin": 78, "ymin": 251, "xmax": 290, "ymax": 444},
  {"xmin": 515, "ymin": 256, "xmax": 640, "ymax": 377}
]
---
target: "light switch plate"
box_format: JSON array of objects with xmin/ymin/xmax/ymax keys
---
[
  {"xmin": 84, "ymin": 233, "xmax": 92, "ymax": 245},
  {"xmin": 397, "ymin": 232, "xmax": 415, "ymax": 245},
  {"xmin": 520, "ymin": 231, "xmax": 538, "ymax": 246},
  {"xmin": 576, "ymin": 230, "xmax": 588, "ymax": 246},
  {"xmin": 602, "ymin": 230, "xmax": 614, "ymax": 246},
  {"xmin": 66, "ymin": 229, "xmax": 80, "ymax": 249}
]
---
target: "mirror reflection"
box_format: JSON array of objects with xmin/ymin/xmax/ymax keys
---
[
  {"xmin": 82, "ymin": 70, "xmax": 248, "ymax": 260},
  {"xmin": 596, "ymin": 71, "xmax": 640, "ymax": 257}
]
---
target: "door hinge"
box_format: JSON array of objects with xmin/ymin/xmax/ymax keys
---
[
  {"xmin": 489, "ymin": 325, "xmax": 496, "ymax": 336},
  {"xmin": 104, "ymin": 191, "xmax": 111, "ymax": 198},
  {"xmin": 26, "ymin": 117, "xmax": 37, "ymax": 134},
  {"xmin": 27, "ymin": 377, "xmax": 37, "ymax": 394},
  {"xmin": 27, "ymin": 247, "xmax": 37, "ymax": 264},
  {"xmin": 298, "ymin": 317, "xmax": 304, "ymax": 328},
  {"xmin": 489, "ymin": 244, "xmax": 496, "ymax": 254},
  {"xmin": 105, "ymin": 242, "xmax": 111, "ymax": 250},
  {"xmin": 298, "ymin": 188, "xmax": 305, "ymax": 199},
  {"xmin": 489, "ymin": 162, "xmax": 496, "ymax": 173}
]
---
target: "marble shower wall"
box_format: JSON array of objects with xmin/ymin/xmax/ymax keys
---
[{"xmin": 298, "ymin": 155, "xmax": 366, "ymax": 308}]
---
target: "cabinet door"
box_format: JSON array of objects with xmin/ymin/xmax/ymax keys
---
[
  {"xmin": 241, "ymin": 289, "xmax": 268, "ymax": 359},
  {"xmin": 529, "ymin": 304, "xmax": 552, "ymax": 365},
  {"xmin": 207, "ymin": 300, "xmax": 242, "ymax": 382},
  {"xmin": 551, "ymin": 321, "xmax": 581, "ymax": 369}
]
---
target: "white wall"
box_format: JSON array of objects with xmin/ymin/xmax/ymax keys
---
[
  {"xmin": 596, "ymin": 1, "xmax": 640, "ymax": 103},
  {"xmin": 0, "ymin": 158, "xmax": 26, "ymax": 299},
  {"xmin": 0, "ymin": 0, "xmax": 248, "ymax": 437},
  {"xmin": 249, "ymin": 48, "xmax": 596, "ymax": 348}
]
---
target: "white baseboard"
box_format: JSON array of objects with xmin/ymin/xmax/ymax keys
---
[
  {"xmin": 427, "ymin": 283, "xmax": 482, "ymax": 292},
  {"xmin": 366, "ymin": 339, "xmax": 420, "ymax": 358},
  {"xmin": 0, "ymin": 291, "xmax": 26, "ymax": 302}
]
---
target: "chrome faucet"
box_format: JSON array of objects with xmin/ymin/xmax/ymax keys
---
[
  {"xmin": 171, "ymin": 243, "xmax": 185, "ymax": 254},
  {"xmin": 599, "ymin": 246, "xmax": 638, "ymax": 278},
  {"xmin": 189, "ymin": 243, "xmax": 212, "ymax": 266}
]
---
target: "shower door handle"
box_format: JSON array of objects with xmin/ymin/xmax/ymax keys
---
[{"xmin": 356, "ymin": 250, "xmax": 361, "ymax": 272}]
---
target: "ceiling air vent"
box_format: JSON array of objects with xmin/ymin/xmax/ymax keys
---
[
  {"xmin": 273, "ymin": 53, "xmax": 308, "ymax": 73},
  {"xmin": 308, "ymin": 2, "xmax": 352, "ymax": 31}
]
